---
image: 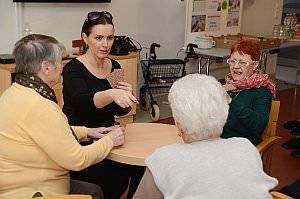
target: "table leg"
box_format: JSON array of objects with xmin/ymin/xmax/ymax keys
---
[
  {"xmin": 296, "ymin": 46, "xmax": 300, "ymax": 87},
  {"xmin": 263, "ymin": 51, "xmax": 269, "ymax": 73},
  {"xmin": 259, "ymin": 50, "xmax": 269, "ymax": 73},
  {"xmin": 206, "ymin": 57, "xmax": 211, "ymax": 75},
  {"xmin": 198, "ymin": 57, "xmax": 202, "ymax": 74}
]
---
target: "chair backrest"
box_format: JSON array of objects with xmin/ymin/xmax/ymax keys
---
[
  {"xmin": 262, "ymin": 100, "xmax": 280, "ymax": 140},
  {"xmin": 53, "ymin": 83, "xmax": 63, "ymax": 108},
  {"xmin": 256, "ymin": 100, "xmax": 281, "ymax": 174},
  {"xmin": 271, "ymin": 191, "xmax": 293, "ymax": 199},
  {"xmin": 72, "ymin": 39, "xmax": 84, "ymax": 55},
  {"xmin": 35, "ymin": 194, "xmax": 92, "ymax": 199}
]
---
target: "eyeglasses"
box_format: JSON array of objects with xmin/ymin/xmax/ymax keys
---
[
  {"xmin": 86, "ymin": 11, "xmax": 113, "ymax": 22},
  {"xmin": 226, "ymin": 58, "xmax": 256, "ymax": 67}
]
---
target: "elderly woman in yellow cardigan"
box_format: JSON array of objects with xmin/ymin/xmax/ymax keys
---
[{"xmin": 0, "ymin": 34, "xmax": 125, "ymax": 199}]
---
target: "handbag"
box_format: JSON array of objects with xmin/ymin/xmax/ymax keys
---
[{"xmin": 110, "ymin": 36, "xmax": 140, "ymax": 56}]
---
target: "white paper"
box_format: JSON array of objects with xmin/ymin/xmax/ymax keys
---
[
  {"xmin": 206, "ymin": 15, "xmax": 221, "ymax": 31},
  {"xmin": 193, "ymin": 0, "xmax": 206, "ymax": 12},
  {"xmin": 227, "ymin": 12, "xmax": 239, "ymax": 27},
  {"xmin": 206, "ymin": 0, "xmax": 222, "ymax": 12},
  {"xmin": 228, "ymin": 0, "xmax": 240, "ymax": 12}
]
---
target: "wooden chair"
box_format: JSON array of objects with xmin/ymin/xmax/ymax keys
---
[
  {"xmin": 53, "ymin": 83, "xmax": 63, "ymax": 108},
  {"xmin": 72, "ymin": 39, "xmax": 84, "ymax": 55},
  {"xmin": 271, "ymin": 191, "xmax": 294, "ymax": 199},
  {"xmin": 34, "ymin": 194, "xmax": 92, "ymax": 199},
  {"xmin": 256, "ymin": 100, "xmax": 281, "ymax": 175}
]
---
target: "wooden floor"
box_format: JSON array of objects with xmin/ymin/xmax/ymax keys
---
[
  {"xmin": 155, "ymin": 86, "xmax": 300, "ymax": 190},
  {"xmin": 272, "ymin": 86, "xmax": 300, "ymax": 190}
]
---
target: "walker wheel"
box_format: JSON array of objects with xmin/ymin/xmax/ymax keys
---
[
  {"xmin": 140, "ymin": 94, "xmax": 150, "ymax": 111},
  {"xmin": 150, "ymin": 104, "xmax": 160, "ymax": 121}
]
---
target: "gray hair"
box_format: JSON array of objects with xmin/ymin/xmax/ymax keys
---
[
  {"xmin": 168, "ymin": 74, "xmax": 229, "ymax": 141},
  {"xmin": 13, "ymin": 34, "xmax": 66, "ymax": 74}
]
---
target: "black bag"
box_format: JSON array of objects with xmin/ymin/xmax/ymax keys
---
[{"xmin": 110, "ymin": 36, "xmax": 139, "ymax": 56}]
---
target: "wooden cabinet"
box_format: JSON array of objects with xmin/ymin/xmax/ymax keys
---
[
  {"xmin": 0, "ymin": 52, "xmax": 138, "ymax": 124},
  {"xmin": 109, "ymin": 52, "xmax": 138, "ymax": 124},
  {"xmin": 0, "ymin": 64, "xmax": 14, "ymax": 95}
]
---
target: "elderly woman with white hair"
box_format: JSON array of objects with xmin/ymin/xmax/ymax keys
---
[{"xmin": 133, "ymin": 74, "xmax": 278, "ymax": 199}]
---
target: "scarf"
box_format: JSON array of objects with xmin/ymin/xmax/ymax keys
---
[
  {"xmin": 15, "ymin": 73, "xmax": 79, "ymax": 140},
  {"xmin": 15, "ymin": 73, "xmax": 58, "ymax": 103},
  {"xmin": 225, "ymin": 70, "xmax": 276, "ymax": 99}
]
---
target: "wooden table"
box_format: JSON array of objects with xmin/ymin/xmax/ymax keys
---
[{"xmin": 107, "ymin": 123, "xmax": 182, "ymax": 166}]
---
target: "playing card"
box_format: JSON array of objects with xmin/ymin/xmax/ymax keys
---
[{"xmin": 107, "ymin": 69, "xmax": 124, "ymax": 88}]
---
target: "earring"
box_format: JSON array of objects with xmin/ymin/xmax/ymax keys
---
[
  {"xmin": 178, "ymin": 129, "xmax": 184, "ymax": 137},
  {"xmin": 178, "ymin": 131, "xmax": 182, "ymax": 137}
]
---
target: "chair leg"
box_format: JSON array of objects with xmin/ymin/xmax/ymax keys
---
[
  {"xmin": 119, "ymin": 178, "xmax": 130, "ymax": 199},
  {"xmin": 263, "ymin": 148, "xmax": 274, "ymax": 175}
]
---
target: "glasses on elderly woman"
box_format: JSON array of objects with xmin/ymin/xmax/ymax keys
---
[
  {"xmin": 226, "ymin": 58, "xmax": 256, "ymax": 67},
  {"xmin": 86, "ymin": 11, "xmax": 113, "ymax": 21}
]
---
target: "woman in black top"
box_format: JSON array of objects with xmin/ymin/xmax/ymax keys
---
[
  {"xmin": 63, "ymin": 58, "xmax": 128, "ymax": 127},
  {"xmin": 63, "ymin": 11, "xmax": 144, "ymax": 199}
]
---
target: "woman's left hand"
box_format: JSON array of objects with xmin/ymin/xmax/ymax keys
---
[
  {"xmin": 223, "ymin": 83, "xmax": 237, "ymax": 92},
  {"xmin": 222, "ymin": 85, "xmax": 233, "ymax": 104},
  {"xmin": 116, "ymin": 82, "xmax": 133, "ymax": 93},
  {"xmin": 87, "ymin": 127, "xmax": 113, "ymax": 139}
]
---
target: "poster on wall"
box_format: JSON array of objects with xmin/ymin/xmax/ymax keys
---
[
  {"xmin": 190, "ymin": 0, "xmax": 222, "ymax": 32},
  {"xmin": 185, "ymin": 0, "xmax": 243, "ymax": 46},
  {"xmin": 228, "ymin": 0, "xmax": 240, "ymax": 12},
  {"xmin": 227, "ymin": 0, "xmax": 240, "ymax": 27},
  {"xmin": 191, "ymin": 15, "xmax": 206, "ymax": 32}
]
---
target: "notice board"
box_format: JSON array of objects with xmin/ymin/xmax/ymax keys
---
[{"xmin": 185, "ymin": 0, "xmax": 244, "ymax": 46}]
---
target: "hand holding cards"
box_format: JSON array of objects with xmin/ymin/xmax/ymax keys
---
[
  {"xmin": 107, "ymin": 69, "xmax": 139, "ymax": 107},
  {"xmin": 107, "ymin": 69, "xmax": 124, "ymax": 88}
]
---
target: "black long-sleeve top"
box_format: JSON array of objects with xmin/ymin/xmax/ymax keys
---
[{"xmin": 62, "ymin": 58, "xmax": 128, "ymax": 128}]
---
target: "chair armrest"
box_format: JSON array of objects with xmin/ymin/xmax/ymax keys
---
[
  {"xmin": 271, "ymin": 191, "xmax": 294, "ymax": 199},
  {"xmin": 257, "ymin": 136, "xmax": 281, "ymax": 155},
  {"xmin": 35, "ymin": 194, "xmax": 92, "ymax": 199}
]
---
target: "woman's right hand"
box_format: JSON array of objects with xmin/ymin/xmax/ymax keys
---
[
  {"xmin": 107, "ymin": 127, "xmax": 125, "ymax": 147},
  {"xmin": 109, "ymin": 89, "xmax": 138, "ymax": 108}
]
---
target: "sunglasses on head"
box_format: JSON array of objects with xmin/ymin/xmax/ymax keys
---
[{"xmin": 86, "ymin": 11, "xmax": 113, "ymax": 22}]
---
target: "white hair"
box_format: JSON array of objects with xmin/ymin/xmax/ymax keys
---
[{"xmin": 168, "ymin": 74, "xmax": 229, "ymax": 141}]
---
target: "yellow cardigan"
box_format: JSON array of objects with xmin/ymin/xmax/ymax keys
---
[{"xmin": 0, "ymin": 83, "xmax": 114, "ymax": 199}]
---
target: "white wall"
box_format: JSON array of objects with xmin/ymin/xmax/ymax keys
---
[
  {"xmin": 0, "ymin": 1, "xmax": 19, "ymax": 54},
  {"xmin": 241, "ymin": 0, "xmax": 283, "ymax": 37},
  {"xmin": 0, "ymin": 0, "xmax": 187, "ymax": 60},
  {"xmin": 241, "ymin": 0, "xmax": 283, "ymax": 74}
]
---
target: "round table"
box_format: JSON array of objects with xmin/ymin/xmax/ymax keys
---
[{"xmin": 107, "ymin": 123, "xmax": 182, "ymax": 166}]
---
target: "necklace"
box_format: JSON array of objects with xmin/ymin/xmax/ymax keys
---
[
  {"xmin": 82, "ymin": 55, "xmax": 109, "ymax": 78},
  {"xmin": 229, "ymin": 91, "xmax": 240, "ymax": 100}
]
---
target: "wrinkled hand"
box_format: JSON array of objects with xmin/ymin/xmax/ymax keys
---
[
  {"xmin": 223, "ymin": 83, "xmax": 237, "ymax": 92},
  {"xmin": 222, "ymin": 84, "xmax": 233, "ymax": 104},
  {"xmin": 116, "ymin": 82, "xmax": 133, "ymax": 93},
  {"xmin": 87, "ymin": 127, "xmax": 113, "ymax": 139},
  {"xmin": 110, "ymin": 89, "xmax": 139, "ymax": 108},
  {"xmin": 225, "ymin": 91, "xmax": 232, "ymax": 104},
  {"xmin": 107, "ymin": 127, "xmax": 126, "ymax": 147}
]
